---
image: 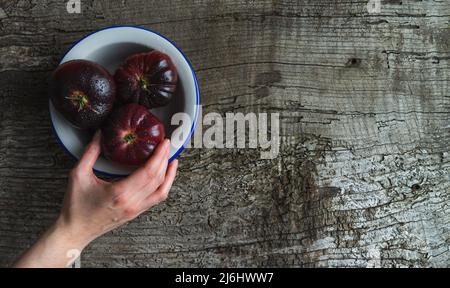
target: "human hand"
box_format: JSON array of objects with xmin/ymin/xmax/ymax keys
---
[
  {"xmin": 13, "ymin": 132, "xmax": 178, "ymax": 268},
  {"xmin": 59, "ymin": 131, "xmax": 178, "ymax": 247}
]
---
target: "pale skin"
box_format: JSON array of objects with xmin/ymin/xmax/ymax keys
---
[{"xmin": 13, "ymin": 132, "xmax": 178, "ymax": 268}]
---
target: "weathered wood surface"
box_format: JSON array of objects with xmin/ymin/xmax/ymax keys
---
[{"xmin": 0, "ymin": 0, "xmax": 449, "ymax": 268}]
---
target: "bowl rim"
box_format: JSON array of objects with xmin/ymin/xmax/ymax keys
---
[{"xmin": 49, "ymin": 25, "xmax": 200, "ymax": 178}]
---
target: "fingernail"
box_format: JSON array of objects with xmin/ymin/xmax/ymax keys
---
[{"xmin": 165, "ymin": 139, "xmax": 171, "ymax": 150}]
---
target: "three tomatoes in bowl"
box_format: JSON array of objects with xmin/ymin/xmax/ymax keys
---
[{"xmin": 49, "ymin": 51, "xmax": 178, "ymax": 166}]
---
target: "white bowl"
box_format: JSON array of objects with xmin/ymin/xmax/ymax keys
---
[{"xmin": 49, "ymin": 26, "xmax": 199, "ymax": 177}]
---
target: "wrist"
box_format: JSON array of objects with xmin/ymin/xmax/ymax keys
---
[
  {"xmin": 52, "ymin": 216, "xmax": 91, "ymax": 253},
  {"xmin": 13, "ymin": 217, "xmax": 91, "ymax": 268}
]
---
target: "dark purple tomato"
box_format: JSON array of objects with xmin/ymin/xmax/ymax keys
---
[
  {"xmin": 101, "ymin": 103, "xmax": 166, "ymax": 166},
  {"xmin": 49, "ymin": 60, "xmax": 116, "ymax": 129},
  {"xmin": 114, "ymin": 51, "xmax": 178, "ymax": 109}
]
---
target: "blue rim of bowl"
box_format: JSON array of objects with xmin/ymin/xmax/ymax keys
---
[{"xmin": 49, "ymin": 25, "xmax": 200, "ymax": 178}]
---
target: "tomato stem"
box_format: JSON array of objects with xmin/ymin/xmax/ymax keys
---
[
  {"xmin": 139, "ymin": 77, "xmax": 150, "ymax": 91},
  {"xmin": 123, "ymin": 133, "xmax": 137, "ymax": 144},
  {"xmin": 66, "ymin": 91, "xmax": 89, "ymax": 112}
]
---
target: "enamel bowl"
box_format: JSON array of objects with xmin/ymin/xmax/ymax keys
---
[{"xmin": 49, "ymin": 26, "xmax": 199, "ymax": 176}]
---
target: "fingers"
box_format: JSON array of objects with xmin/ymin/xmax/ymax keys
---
[
  {"xmin": 138, "ymin": 159, "xmax": 178, "ymax": 212},
  {"xmin": 144, "ymin": 139, "xmax": 171, "ymax": 173},
  {"xmin": 76, "ymin": 131, "xmax": 101, "ymax": 173},
  {"xmin": 133, "ymin": 142, "xmax": 171, "ymax": 201},
  {"xmin": 118, "ymin": 145, "xmax": 171, "ymax": 207},
  {"xmin": 118, "ymin": 139, "xmax": 171, "ymax": 189},
  {"xmin": 153, "ymin": 141, "xmax": 171, "ymax": 184}
]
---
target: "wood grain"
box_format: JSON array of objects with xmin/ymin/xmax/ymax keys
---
[{"xmin": 0, "ymin": 0, "xmax": 449, "ymax": 267}]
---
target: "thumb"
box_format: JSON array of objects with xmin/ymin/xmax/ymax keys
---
[{"xmin": 76, "ymin": 131, "xmax": 102, "ymax": 172}]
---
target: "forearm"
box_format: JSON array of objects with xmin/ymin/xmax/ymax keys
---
[
  {"xmin": 13, "ymin": 138, "xmax": 176, "ymax": 268},
  {"xmin": 13, "ymin": 218, "xmax": 90, "ymax": 268}
]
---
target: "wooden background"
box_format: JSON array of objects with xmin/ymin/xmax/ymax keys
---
[{"xmin": 0, "ymin": 0, "xmax": 449, "ymax": 268}]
